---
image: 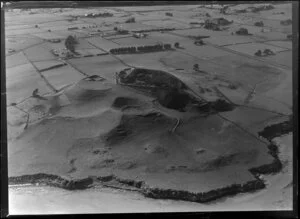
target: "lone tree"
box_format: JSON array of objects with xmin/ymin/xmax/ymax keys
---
[
  {"xmin": 236, "ymin": 27, "xmax": 249, "ymax": 35},
  {"xmin": 174, "ymin": 42, "xmax": 180, "ymax": 48},
  {"xmin": 65, "ymin": 35, "xmax": 77, "ymax": 53},
  {"xmin": 193, "ymin": 64, "xmax": 199, "ymax": 71},
  {"xmin": 255, "ymin": 50, "xmax": 262, "ymax": 56}
]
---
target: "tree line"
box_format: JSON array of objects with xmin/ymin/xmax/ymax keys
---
[{"xmin": 110, "ymin": 44, "xmax": 172, "ymax": 54}]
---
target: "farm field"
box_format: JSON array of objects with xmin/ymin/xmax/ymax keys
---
[{"xmin": 4, "ymin": 2, "xmax": 294, "ymax": 215}]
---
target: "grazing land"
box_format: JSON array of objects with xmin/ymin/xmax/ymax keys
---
[{"xmin": 5, "ymin": 2, "xmax": 293, "ymax": 214}]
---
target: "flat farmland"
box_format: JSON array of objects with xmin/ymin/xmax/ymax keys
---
[
  {"xmin": 86, "ymin": 37, "xmax": 120, "ymax": 51},
  {"xmin": 32, "ymin": 32, "xmax": 66, "ymax": 40},
  {"xmin": 68, "ymin": 55, "xmax": 127, "ymax": 81},
  {"xmin": 147, "ymin": 32, "xmax": 189, "ymax": 45},
  {"xmin": 142, "ymin": 19, "xmax": 191, "ymax": 29},
  {"xmin": 75, "ymin": 38, "xmax": 98, "ymax": 49},
  {"xmin": 111, "ymin": 36, "xmax": 162, "ymax": 46},
  {"xmin": 205, "ymin": 35, "xmax": 256, "ymax": 46},
  {"xmin": 113, "ymin": 22, "xmax": 150, "ymax": 31},
  {"xmin": 33, "ymin": 60, "xmax": 66, "ymax": 71},
  {"xmin": 53, "ymin": 30, "xmax": 89, "ymax": 38},
  {"xmin": 210, "ymin": 54, "xmax": 287, "ymax": 91},
  {"xmin": 253, "ymin": 30, "xmax": 289, "ymax": 41},
  {"xmin": 5, "ymin": 13, "xmax": 67, "ymax": 25},
  {"xmin": 76, "ymin": 48, "xmax": 108, "ymax": 56},
  {"xmin": 37, "ymin": 20, "xmax": 86, "ymax": 28},
  {"xmin": 172, "ymin": 28, "xmax": 230, "ymax": 38},
  {"xmin": 41, "ymin": 65, "xmax": 84, "ymax": 90},
  {"xmin": 6, "ymin": 52, "xmax": 29, "ymax": 68},
  {"xmin": 23, "ymin": 44, "xmax": 56, "ymax": 62},
  {"xmin": 264, "ymin": 40, "xmax": 292, "ymax": 50},
  {"xmin": 5, "ymin": 36, "xmax": 43, "ymax": 52},
  {"xmin": 6, "ymin": 63, "xmax": 52, "ymax": 104},
  {"xmin": 224, "ymin": 42, "xmax": 289, "ymax": 56},
  {"xmin": 261, "ymin": 50, "xmax": 292, "ymax": 68},
  {"xmin": 44, "ymin": 41, "xmax": 66, "ymax": 51}
]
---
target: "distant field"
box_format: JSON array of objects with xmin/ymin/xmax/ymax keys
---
[
  {"xmin": 76, "ymin": 48, "xmax": 108, "ymax": 56},
  {"xmin": 33, "ymin": 60, "xmax": 66, "ymax": 71},
  {"xmin": 41, "ymin": 65, "xmax": 84, "ymax": 90},
  {"xmin": 205, "ymin": 35, "xmax": 255, "ymax": 46},
  {"xmin": 68, "ymin": 55, "xmax": 127, "ymax": 81},
  {"xmin": 261, "ymin": 50, "xmax": 292, "ymax": 68},
  {"xmin": 5, "ymin": 34, "xmax": 43, "ymax": 51},
  {"xmin": 6, "ymin": 52, "xmax": 29, "ymax": 68},
  {"xmin": 142, "ymin": 19, "xmax": 190, "ymax": 29},
  {"xmin": 32, "ymin": 32, "xmax": 66, "ymax": 40},
  {"xmin": 4, "ymin": 3, "xmax": 293, "ymax": 212},
  {"xmin": 264, "ymin": 40, "xmax": 292, "ymax": 50},
  {"xmin": 23, "ymin": 44, "xmax": 56, "ymax": 62},
  {"xmin": 5, "ymin": 27, "xmax": 47, "ymax": 36},
  {"xmin": 224, "ymin": 42, "xmax": 289, "ymax": 56},
  {"xmin": 86, "ymin": 37, "xmax": 120, "ymax": 51},
  {"xmin": 111, "ymin": 36, "xmax": 161, "ymax": 46}
]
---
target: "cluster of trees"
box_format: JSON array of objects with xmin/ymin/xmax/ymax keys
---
[
  {"xmin": 165, "ymin": 12, "xmax": 173, "ymax": 16},
  {"xmin": 84, "ymin": 12, "xmax": 113, "ymax": 18},
  {"xmin": 138, "ymin": 44, "xmax": 165, "ymax": 52},
  {"xmin": 133, "ymin": 28, "xmax": 175, "ymax": 33},
  {"xmin": 254, "ymin": 49, "xmax": 275, "ymax": 57},
  {"xmin": 113, "ymin": 27, "xmax": 129, "ymax": 34},
  {"xmin": 254, "ymin": 21, "xmax": 264, "ymax": 27},
  {"xmin": 280, "ymin": 19, "xmax": 292, "ymax": 26},
  {"xmin": 236, "ymin": 28, "xmax": 249, "ymax": 35},
  {"xmin": 125, "ymin": 17, "xmax": 135, "ymax": 23},
  {"xmin": 110, "ymin": 47, "xmax": 137, "ymax": 54},
  {"xmin": 204, "ymin": 23, "xmax": 221, "ymax": 31},
  {"xmin": 110, "ymin": 44, "xmax": 172, "ymax": 54}
]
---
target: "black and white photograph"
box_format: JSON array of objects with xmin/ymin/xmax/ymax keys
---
[{"xmin": 2, "ymin": 1, "xmax": 297, "ymax": 215}]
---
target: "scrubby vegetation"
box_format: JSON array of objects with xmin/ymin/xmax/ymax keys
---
[
  {"xmin": 280, "ymin": 19, "xmax": 292, "ymax": 26},
  {"xmin": 254, "ymin": 21, "xmax": 264, "ymax": 27},
  {"xmin": 132, "ymin": 28, "xmax": 175, "ymax": 33},
  {"xmin": 125, "ymin": 17, "xmax": 136, "ymax": 23},
  {"xmin": 236, "ymin": 28, "xmax": 250, "ymax": 35}
]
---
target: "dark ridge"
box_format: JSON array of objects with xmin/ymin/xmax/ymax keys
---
[
  {"xmin": 115, "ymin": 178, "xmax": 145, "ymax": 189},
  {"xmin": 156, "ymin": 88, "xmax": 191, "ymax": 111},
  {"xmin": 142, "ymin": 180, "xmax": 265, "ymax": 203},
  {"xmin": 8, "ymin": 172, "xmax": 265, "ymax": 203},
  {"xmin": 112, "ymin": 97, "xmax": 139, "ymax": 109},
  {"xmin": 249, "ymin": 118, "xmax": 293, "ymax": 176},
  {"xmin": 210, "ymin": 99, "xmax": 235, "ymax": 112},
  {"xmin": 39, "ymin": 63, "xmax": 66, "ymax": 73},
  {"xmin": 258, "ymin": 118, "xmax": 293, "ymax": 141},
  {"xmin": 9, "ymin": 173, "xmax": 93, "ymax": 190},
  {"xmin": 119, "ymin": 68, "xmax": 188, "ymax": 90}
]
